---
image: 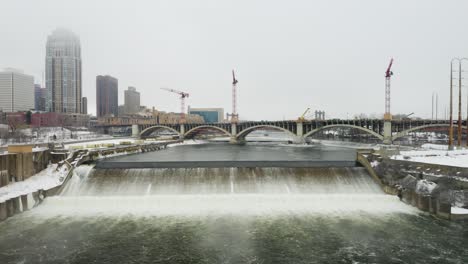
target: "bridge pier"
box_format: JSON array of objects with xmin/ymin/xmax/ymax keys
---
[
  {"xmin": 180, "ymin": 124, "xmax": 185, "ymax": 138},
  {"xmin": 230, "ymin": 123, "xmax": 239, "ymax": 144},
  {"xmin": 132, "ymin": 124, "xmax": 140, "ymax": 138},
  {"xmin": 296, "ymin": 122, "xmax": 303, "ymax": 137},
  {"xmin": 383, "ymin": 121, "xmax": 392, "ymax": 144}
]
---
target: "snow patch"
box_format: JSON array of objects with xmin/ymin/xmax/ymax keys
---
[
  {"xmin": 451, "ymin": 207, "xmax": 468, "ymax": 215},
  {"xmin": 415, "ymin": 180, "xmax": 436, "ymax": 194},
  {"xmin": 0, "ymin": 164, "xmax": 69, "ymax": 203},
  {"xmin": 392, "ymin": 148, "xmax": 468, "ymax": 168}
]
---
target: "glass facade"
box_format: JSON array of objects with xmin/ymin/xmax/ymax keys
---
[
  {"xmin": 189, "ymin": 110, "xmax": 219, "ymax": 123},
  {"xmin": 45, "ymin": 28, "xmax": 82, "ymax": 113}
]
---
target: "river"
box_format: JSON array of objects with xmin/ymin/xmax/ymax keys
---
[{"xmin": 0, "ymin": 142, "xmax": 467, "ymax": 263}]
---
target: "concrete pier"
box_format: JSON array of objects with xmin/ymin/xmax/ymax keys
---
[
  {"xmin": 131, "ymin": 124, "xmax": 140, "ymax": 137},
  {"xmin": 12, "ymin": 196, "xmax": 21, "ymax": 214},
  {"xmin": 0, "ymin": 202, "xmax": 7, "ymax": 221},
  {"xmin": 21, "ymin": 194, "xmax": 28, "ymax": 211},
  {"xmin": 6, "ymin": 199, "xmax": 14, "ymax": 217},
  {"xmin": 383, "ymin": 121, "xmax": 392, "ymax": 144}
]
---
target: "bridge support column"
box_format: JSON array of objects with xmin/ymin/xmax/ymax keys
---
[
  {"xmin": 383, "ymin": 121, "xmax": 392, "ymax": 144},
  {"xmin": 179, "ymin": 124, "xmax": 185, "ymax": 138},
  {"xmin": 131, "ymin": 125, "xmax": 140, "ymax": 138},
  {"xmin": 230, "ymin": 123, "xmax": 238, "ymax": 144},
  {"xmin": 296, "ymin": 122, "xmax": 303, "ymax": 137},
  {"xmin": 293, "ymin": 122, "xmax": 306, "ymax": 144}
]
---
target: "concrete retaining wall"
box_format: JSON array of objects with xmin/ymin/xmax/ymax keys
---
[
  {"xmin": 359, "ymin": 151, "xmax": 465, "ymax": 220},
  {"xmin": 0, "ymin": 150, "xmax": 50, "ymax": 187}
]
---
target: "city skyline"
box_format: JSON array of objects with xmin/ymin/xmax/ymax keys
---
[{"xmin": 1, "ymin": 1, "xmax": 468, "ymax": 120}]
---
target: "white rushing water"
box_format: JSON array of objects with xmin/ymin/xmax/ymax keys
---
[{"xmin": 28, "ymin": 167, "xmax": 416, "ymax": 217}]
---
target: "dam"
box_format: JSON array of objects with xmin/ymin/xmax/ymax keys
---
[{"xmin": 0, "ymin": 142, "xmax": 467, "ymax": 263}]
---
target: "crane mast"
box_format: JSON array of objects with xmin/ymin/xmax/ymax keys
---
[
  {"xmin": 160, "ymin": 87, "xmax": 190, "ymax": 123},
  {"xmin": 231, "ymin": 70, "xmax": 239, "ymax": 123},
  {"xmin": 384, "ymin": 58, "xmax": 394, "ymax": 121}
]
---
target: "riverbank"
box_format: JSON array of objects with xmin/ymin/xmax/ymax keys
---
[{"xmin": 360, "ymin": 150, "xmax": 468, "ymax": 220}]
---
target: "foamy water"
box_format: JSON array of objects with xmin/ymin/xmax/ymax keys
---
[
  {"xmin": 29, "ymin": 166, "xmax": 416, "ymax": 217},
  {"xmin": 32, "ymin": 193, "xmax": 415, "ymax": 217}
]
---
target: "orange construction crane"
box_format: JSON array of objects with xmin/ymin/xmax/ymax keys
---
[{"xmin": 161, "ymin": 87, "xmax": 190, "ymax": 123}]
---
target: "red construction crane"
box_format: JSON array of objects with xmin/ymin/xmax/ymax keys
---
[
  {"xmin": 231, "ymin": 69, "xmax": 239, "ymax": 123},
  {"xmin": 384, "ymin": 58, "xmax": 394, "ymax": 121},
  {"xmin": 161, "ymin": 87, "xmax": 190, "ymax": 123}
]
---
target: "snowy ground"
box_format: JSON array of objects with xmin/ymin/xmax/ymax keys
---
[
  {"xmin": 64, "ymin": 137, "xmax": 136, "ymax": 150},
  {"xmin": 0, "ymin": 164, "xmax": 69, "ymax": 203},
  {"xmin": 392, "ymin": 146, "xmax": 468, "ymax": 168},
  {"xmin": 0, "ymin": 127, "xmax": 112, "ymax": 147}
]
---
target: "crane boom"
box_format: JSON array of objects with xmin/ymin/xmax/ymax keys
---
[
  {"xmin": 385, "ymin": 58, "xmax": 393, "ymax": 78},
  {"xmin": 161, "ymin": 87, "xmax": 189, "ymax": 98},
  {"xmin": 297, "ymin": 108, "xmax": 310, "ymax": 122},
  {"xmin": 161, "ymin": 87, "xmax": 190, "ymax": 123},
  {"xmin": 232, "ymin": 70, "xmax": 238, "ymax": 85}
]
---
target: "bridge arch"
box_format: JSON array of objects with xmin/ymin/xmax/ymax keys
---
[
  {"xmin": 303, "ymin": 124, "xmax": 384, "ymax": 141},
  {"xmin": 236, "ymin": 125, "xmax": 297, "ymax": 140},
  {"xmin": 393, "ymin": 124, "xmax": 467, "ymax": 141},
  {"xmin": 140, "ymin": 125, "xmax": 181, "ymax": 138},
  {"xmin": 184, "ymin": 125, "xmax": 231, "ymax": 139}
]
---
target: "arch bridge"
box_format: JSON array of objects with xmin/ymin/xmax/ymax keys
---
[{"xmin": 134, "ymin": 119, "xmax": 462, "ymax": 144}]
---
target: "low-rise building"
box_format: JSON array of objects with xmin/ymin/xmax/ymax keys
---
[{"xmin": 188, "ymin": 107, "xmax": 224, "ymax": 123}]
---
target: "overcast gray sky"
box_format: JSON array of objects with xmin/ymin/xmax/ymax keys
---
[{"xmin": 1, "ymin": 0, "xmax": 468, "ymax": 120}]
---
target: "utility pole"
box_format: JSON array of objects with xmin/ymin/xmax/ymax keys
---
[
  {"xmin": 432, "ymin": 92, "xmax": 434, "ymax": 120},
  {"xmin": 458, "ymin": 61, "xmax": 462, "ymax": 147},
  {"xmin": 449, "ymin": 59, "xmax": 454, "ymax": 150}
]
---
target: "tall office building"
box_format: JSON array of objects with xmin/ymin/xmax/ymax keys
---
[
  {"xmin": 124, "ymin": 86, "xmax": 140, "ymax": 114},
  {"xmin": 96, "ymin": 75, "xmax": 118, "ymax": 117},
  {"xmin": 0, "ymin": 69, "xmax": 34, "ymax": 112},
  {"xmin": 34, "ymin": 84, "xmax": 47, "ymax": 111},
  {"xmin": 81, "ymin": 97, "xmax": 88, "ymax": 115},
  {"xmin": 45, "ymin": 28, "xmax": 82, "ymax": 113}
]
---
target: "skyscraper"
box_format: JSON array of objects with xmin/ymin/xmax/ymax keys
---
[
  {"xmin": 45, "ymin": 28, "xmax": 82, "ymax": 113},
  {"xmin": 34, "ymin": 84, "xmax": 46, "ymax": 111},
  {"xmin": 124, "ymin": 86, "xmax": 140, "ymax": 114},
  {"xmin": 96, "ymin": 75, "xmax": 118, "ymax": 117},
  {"xmin": 0, "ymin": 68, "xmax": 34, "ymax": 112},
  {"xmin": 81, "ymin": 97, "xmax": 88, "ymax": 115}
]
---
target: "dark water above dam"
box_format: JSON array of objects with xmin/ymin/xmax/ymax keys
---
[
  {"xmin": 97, "ymin": 143, "xmax": 357, "ymax": 168},
  {"xmin": 0, "ymin": 143, "xmax": 468, "ymax": 263}
]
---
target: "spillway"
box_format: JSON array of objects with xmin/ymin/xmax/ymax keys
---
[{"xmin": 32, "ymin": 167, "xmax": 413, "ymax": 217}]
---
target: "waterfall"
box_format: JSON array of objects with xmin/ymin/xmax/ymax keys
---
[{"xmin": 32, "ymin": 167, "xmax": 414, "ymax": 217}]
